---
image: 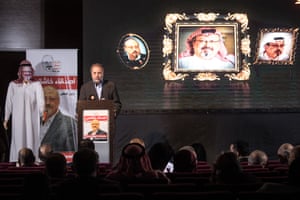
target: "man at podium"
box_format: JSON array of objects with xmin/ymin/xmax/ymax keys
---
[{"xmin": 78, "ymin": 63, "xmax": 122, "ymax": 117}]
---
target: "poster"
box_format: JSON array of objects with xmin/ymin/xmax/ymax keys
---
[
  {"xmin": 83, "ymin": 109, "xmax": 109, "ymax": 142},
  {"xmin": 26, "ymin": 49, "xmax": 78, "ymax": 118}
]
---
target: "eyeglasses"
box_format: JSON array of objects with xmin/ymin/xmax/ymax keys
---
[
  {"xmin": 269, "ymin": 44, "xmax": 284, "ymax": 48},
  {"xmin": 194, "ymin": 40, "xmax": 220, "ymax": 44}
]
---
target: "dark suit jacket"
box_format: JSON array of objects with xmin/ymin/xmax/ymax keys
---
[
  {"xmin": 41, "ymin": 110, "xmax": 77, "ymax": 152},
  {"xmin": 87, "ymin": 129, "xmax": 107, "ymax": 136},
  {"xmin": 122, "ymin": 53, "xmax": 147, "ymax": 68},
  {"xmin": 78, "ymin": 80, "xmax": 122, "ymax": 116}
]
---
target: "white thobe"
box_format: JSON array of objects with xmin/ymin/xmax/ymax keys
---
[{"xmin": 4, "ymin": 81, "xmax": 45, "ymax": 162}]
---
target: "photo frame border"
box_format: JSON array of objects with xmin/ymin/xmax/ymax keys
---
[
  {"xmin": 253, "ymin": 27, "xmax": 299, "ymax": 65},
  {"xmin": 116, "ymin": 33, "xmax": 150, "ymax": 70}
]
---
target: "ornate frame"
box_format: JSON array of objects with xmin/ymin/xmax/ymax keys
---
[
  {"xmin": 253, "ymin": 28, "xmax": 299, "ymax": 65},
  {"xmin": 162, "ymin": 13, "xmax": 251, "ymax": 81}
]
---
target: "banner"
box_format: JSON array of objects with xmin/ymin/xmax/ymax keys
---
[{"xmin": 26, "ymin": 49, "xmax": 78, "ymax": 118}]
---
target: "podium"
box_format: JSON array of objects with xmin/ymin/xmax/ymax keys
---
[{"xmin": 77, "ymin": 100, "xmax": 115, "ymax": 163}]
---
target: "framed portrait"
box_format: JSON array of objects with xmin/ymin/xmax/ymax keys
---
[
  {"xmin": 162, "ymin": 13, "xmax": 251, "ymax": 81},
  {"xmin": 117, "ymin": 33, "xmax": 150, "ymax": 70},
  {"xmin": 254, "ymin": 28, "xmax": 299, "ymax": 65},
  {"xmin": 176, "ymin": 24, "xmax": 238, "ymax": 72}
]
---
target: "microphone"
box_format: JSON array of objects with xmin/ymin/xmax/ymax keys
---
[{"xmin": 89, "ymin": 95, "xmax": 96, "ymax": 101}]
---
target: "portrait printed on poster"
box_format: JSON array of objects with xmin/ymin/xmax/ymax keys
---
[{"xmin": 83, "ymin": 109, "xmax": 109, "ymax": 142}]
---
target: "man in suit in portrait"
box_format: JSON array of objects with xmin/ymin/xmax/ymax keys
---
[
  {"xmin": 122, "ymin": 37, "xmax": 147, "ymax": 69},
  {"xmin": 86, "ymin": 119, "xmax": 107, "ymax": 141},
  {"xmin": 40, "ymin": 85, "xmax": 77, "ymax": 153},
  {"xmin": 78, "ymin": 63, "xmax": 122, "ymax": 118}
]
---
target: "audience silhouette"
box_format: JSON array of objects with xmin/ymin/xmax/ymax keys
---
[
  {"xmin": 17, "ymin": 147, "xmax": 37, "ymax": 167},
  {"xmin": 173, "ymin": 145, "xmax": 197, "ymax": 173},
  {"xmin": 105, "ymin": 142, "xmax": 171, "ymax": 184},
  {"xmin": 229, "ymin": 140, "xmax": 250, "ymax": 162},
  {"xmin": 248, "ymin": 149, "xmax": 268, "ymax": 168},
  {"xmin": 277, "ymin": 143, "xmax": 294, "ymax": 164},
  {"xmin": 148, "ymin": 141, "xmax": 174, "ymax": 172},
  {"xmin": 211, "ymin": 152, "xmax": 258, "ymax": 184}
]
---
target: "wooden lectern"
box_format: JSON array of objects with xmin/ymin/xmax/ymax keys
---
[{"xmin": 77, "ymin": 100, "xmax": 115, "ymax": 163}]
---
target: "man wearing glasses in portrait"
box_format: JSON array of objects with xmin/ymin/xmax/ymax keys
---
[
  {"xmin": 259, "ymin": 36, "xmax": 289, "ymax": 61},
  {"xmin": 178, "ymin": 27, "xmax": 235, "ymax": 70}
]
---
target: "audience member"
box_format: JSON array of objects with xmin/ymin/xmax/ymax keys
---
[
  {"xmin": 45, "ymin": 152, "xmax": 67, "ymax": 179},
  {"xmin": 22, "ymin": 173, "xmax": 49, "ymax": 200},
  {"xmin": 79, "ymin": 138, "xmax": 95, "ymax": 150},
  {"xmin": 248, "ymin": 149, "xmax": 268, "ymax": 168},
  {"xmin": 38, "ymin": 143, "xmax": 53, "ymax": 164},
  {"xmin": 105, "ymin": 142, "xmax": 171, "ymax": 184},
  {"xmin": 288, "ymin": 158, "xmax": 300, "ymax": 187},
  {"xmin": 56, "ymin": 148, "xmax": 118, "ymax": 199},
  {"xmin": 0, "ymin": 135, "xmax": 7, "ymax": 162},
  {"xmin": 257, "ymin": 158, "xmax": 300, "ymax": 193},
  {"xmin": 129, "ymin": 137, "xmax": 146, "ymax": 147},
  {"xmin": 148, "ymin": 141, "xmax": 175, "ymax": 172},
  {"xmin": 173, "ymin": 145, "xmax": 197, "ymax": 173},
  {"xmin": 191, "ymin": 142, "xmax": 207, "ymax": 162},
  {"xmin": 288, "ymin": 144, "xmax": 300, "ymax": 165},
  {"xmin": 17, "ymin": 147, "xmax": 38, "ymax": 167},
  {"xmin": 211, "ymin": 152, "xmax": 258, "ymax": 184},
  {"xmin": 229, "ymin": 140, "xmax": 250, "ymax": 162},
  {"xmin": 277, "ymin": 142, "xmax": 294, "ymax": 164}
]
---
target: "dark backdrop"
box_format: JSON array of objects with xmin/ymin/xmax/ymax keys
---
[
  {"xmin": 1, "ymin": 0, "xmax": 300, "ymax": 164},
  {"xmin": 82, "ymin": 0, "xmax": 300, "ymax": 163}
]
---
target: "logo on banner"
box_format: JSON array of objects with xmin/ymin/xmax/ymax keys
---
[{"xmin": 40, "ymin": 55, "xmax": 62, "ymax": 72}]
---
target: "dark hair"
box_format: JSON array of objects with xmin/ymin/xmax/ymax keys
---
[
  {"xmin": 79, "ymin": 139, "xmax": 95, "ymax": 150},
  {"xmin": 212, "ymin": 152, "xmax": 242, "ymax": 183},
  {"xmin": 38, "ymin": 143, "xmax": 53, "ymax": 162},
  {"xmin": 191, "ymin": 142, "xmax": 207, "ymax": 161},
  {"xmin": 18, "ymin": 147, "xmax": 36, "ymax": 166},
  {"xmin": 288, "ymin": 158, "xmax": 300, "ymax": 186},
  {"xmin": 45, "ymin": 153, "xmax": 67, "ymax": 178},
  {"xmin": 173, "ymin": 149, "xmax": 197, "ymax": 172},
  {"xmin": 122, "ymin": 143, "xmax": 145, "ymax": 159},
  {"xmin": 148, "ymin": 142, "xmax": 174, "ymax": 171},
  {"xmin": 72, "ymin": 148, "xmax": 99, "ymax": 176},
  {"xmin": 232, "ymin": 140, "xmax": 249, "ymax": 156}
]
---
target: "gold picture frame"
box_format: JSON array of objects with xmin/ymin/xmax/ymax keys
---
[
  {"xmin": 254, "ymin": 28, "xmax": 299, "ymax": 65},
  {"xmin": 117, "ymin": 33, "xmax": 150, "ymax": 70}
]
